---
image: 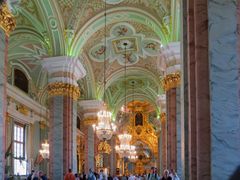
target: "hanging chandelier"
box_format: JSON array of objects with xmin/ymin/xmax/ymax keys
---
[
  {"xmin": 93, "ymin": 106, "xmax": 116, "ymax": 141},
  {"xmin": 39, "ymin": 140, "xmax": 49, "ymax": 159},
  {"xmin": 115, "ymin": 132, "xmax": 135, "ymax": 157},
  {"xmin": 93, "ymin": 0, "xmax": 116, "ymax": 141},
  {"xmin": 128, "ymin": 150, "xmax": 138, "ymax": 161},
  {"xmin": 115, "ymin": 42, "xmax": 136, "ymax": 157}
]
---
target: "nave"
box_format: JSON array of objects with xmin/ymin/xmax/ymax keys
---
[{"xmin": 0, "ymin": 0, "xmax": 240, "ymax": 180}]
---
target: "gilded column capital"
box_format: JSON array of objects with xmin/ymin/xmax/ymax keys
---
[
  {"xmin": 48, "ymin": 82, "xmax": 80, "ymax": 101},
  {"xmin": 160, "ymin": 112, "xmax": 166, "ymax": 123},
  {"xmin": 0, "ymin": 2, "xmax": 16, "ymax": 36},
  {"xmin": 162, "ymin": 72, "xmax": 181, "ymax": 91},
  {"xmin": 83, "ymin": 117, "xmax": 97, "ymax": 126}
]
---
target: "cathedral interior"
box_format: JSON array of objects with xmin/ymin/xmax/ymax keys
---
[{"xmin": 0, "ymin": 0, "xmax": 240, "ymax": 180}]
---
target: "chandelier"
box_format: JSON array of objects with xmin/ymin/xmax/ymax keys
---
[
  {"xmin": 39, "ymin": 140, "xmax": 49, "ymax": 159},
  {"xmin": 128, "ymin": 150, "xmax": 138, "ymax": 161},
  {"xmin": 93, "ymin": 106, "xmax": 116, "ymax": 141},
  {"xmin": 115, "ymin": 132, "xmax": 135, "ymax": 157},
  {"xmin": 93, "ymin": 0, "xmax": 116, "ymax": 141},
  {"xmin": 115, "ymin": 42, "xmax": 136, "ymax": 157}
]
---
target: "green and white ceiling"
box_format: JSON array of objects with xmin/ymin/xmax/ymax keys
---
[{"xmin": 7, "ymin": 0, "xmax": 180, "ymax": 114}]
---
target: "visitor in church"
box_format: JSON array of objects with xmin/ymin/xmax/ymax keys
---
[
  {"xmin": 99, "ymin": 169, "xmax": 107, "ymax": 180},
  {"xmin": 161, "ymin": 170, "xmax": 171, "ymax": 180},
  {"xmin": 27, "ymin": 169, "xmax": 35, "ymax": 180},
  {"xmin": 64, "ymin": 168, "xmax": 75, "ymax": 180},
  {"xmin": 147, "ymin": 167, "xmax": 159, "ymax": 180},
  {"xmin": 39, "ymin": 171, "xmax": 47, "ymax": 180},
  {"xmin": 169, "ymin": 169, "xmax": 179, "ymax": 180},
  {"xmin": 88, "ymin": 168, "xmax": 97, "ymax": 180}
]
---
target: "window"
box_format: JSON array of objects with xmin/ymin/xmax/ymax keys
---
[
  {"xmin": 13, "ymin": 123, "xmax": 27, "ymax": 175},
  {"xmin": 14, "ymin": 69, "xmax": 29, "ymax": 93}
]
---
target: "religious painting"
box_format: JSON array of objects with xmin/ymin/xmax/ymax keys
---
[{"xmin": 135, "ymin": 112, "xmax": 143, "ymax": 126}]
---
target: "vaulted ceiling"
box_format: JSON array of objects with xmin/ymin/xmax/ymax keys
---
[{"xmin": 7, "ymin": 0, "xmax": 180, "ymax": 116}]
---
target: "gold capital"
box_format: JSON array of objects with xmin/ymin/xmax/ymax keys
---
[
  {"xmin": 48, "ymin": 82, "xmax": 80, "ymax": 101},
  {"xmin": 0, "ymin": 3, "xmax": 16, "ymax": 36},
  {"xmin": 160, "ymin": 112, "xmax": 166, "ymax": 123},
  {"xmin": 162, "ymin": 72, "xmax": 181, "ymax": 91}
]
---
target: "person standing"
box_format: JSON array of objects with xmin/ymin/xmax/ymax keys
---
[
  {"xmin": 64, "ymin": 169, "xmax": 75, "ymax": 180},
  {"xmin": 147, "ymin": 167, "xmax": 158, "ymax": 180},
  {"xmin": 161, "ymin": 170, "xmax": 171, "ymax": 180},
  {"xmin": 88, "ymin": 168, "xmax": 96, "ymax": 180}
]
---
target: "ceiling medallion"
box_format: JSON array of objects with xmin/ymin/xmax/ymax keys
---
[{"xmin": 89, "ymin": 22, "xmax": 161, "ymax": 66}]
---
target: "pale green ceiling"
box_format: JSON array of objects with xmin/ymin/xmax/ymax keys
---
[{"xmin": 7, "ymin": 0, "xmax": 180, "ymax": 113}]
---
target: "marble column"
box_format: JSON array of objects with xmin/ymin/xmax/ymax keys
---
[
  {"xmin": 160, "ymin": 113, "xmax": 167, "ymax": 172},
  {"xmin": 156, "ymin": 95, "xmax": 167, "ymax": 173},
  {"xmin": 0, "ymin": 3, "xmax": 15, "ymax": 178},
  {"xmin": 209, "ymin": 1, "xmax": 240, "ymax": 179},
  {"xmin": 42, "ymin": 56, "xmax": 86, "ymax": 179},
  {"xmin": 167, "ymin": 88, "xmax": 177, "ymax": 170},
  {"xmin": 110, "ymin": 135, "xmax": 116, "ymax": 176},
  {"xmin": 161, "ymin": 42, "xmax": 181, "ymax": 171},
  {"xmin": 186, "ymin": 0, "xmax": 211, "ymax": 179},
  {"xmin": 78, "ymin": 100, "xmax": 103, "ymax": 173}
]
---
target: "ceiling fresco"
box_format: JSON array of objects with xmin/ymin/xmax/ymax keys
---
[
  {"xmin": 88, "ymin": 22, "xmax": 161, "ymax": 65},
  {"xmin": 7, "ymin": 0, "xmax": 180, "ymax": 116}
]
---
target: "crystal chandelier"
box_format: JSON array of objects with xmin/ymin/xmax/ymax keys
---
[
  {"xmin": 93, "ymin": 0, "xmax": 116, "ymax": 141},
  {"xmin": 39, "ymin": 140, "xmax": 49, "ymax": 159},
  {"xmin": 115, "ymin": 43, "xmax": 136, "ymax": 157},
  {"xmin": 115, "ymin": 132, "xmax": 135, "ymax": 157},
  {"xmin": 128, "ymin": 149, "xmax": 138, "ymax": 161},
  {"xmin": 93, "ymin": 106, "xmax": 116, "ymax": 141}
]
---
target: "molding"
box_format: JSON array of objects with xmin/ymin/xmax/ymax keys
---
[
  {"xmin": 42, "ymin": 56, "xmax": 86, "ymax": 86},
  {"xmin": 7, "ymin": 83, "xmax": 48, "ymax": 118}
]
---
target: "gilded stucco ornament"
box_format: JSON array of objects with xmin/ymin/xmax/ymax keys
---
[
  {"xmin": 160, "ymin": 112, "xmax": 166, "ymax": 123},
  {"xmin": 0, "ymin": 2, "xmax": 16, "ymax": 36},
  {"xmin": 48, "ymin": 82, "xmax": 80, "ymax": 101},
  {"xmin": 162, "ymin": 72, "xmax": 181, "ymax": 91},
  {"xmin": 98, "ymin": 141, "xmax": 112, "ymax": 154}
]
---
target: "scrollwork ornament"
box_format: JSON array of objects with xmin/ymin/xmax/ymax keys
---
[
  {"xmin": 162, "ymin": 72, "xmax": 181, "ymax": 91},
  {"xmin": 0, "ymin": 2, "xmax": 16, "ymax": 36},
  {"xmin": 48, "ymin": 82, "xmax": 80, "ymax": 101}
]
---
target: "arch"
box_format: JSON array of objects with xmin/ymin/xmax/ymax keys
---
[
  {"xmin": 71, "ymin": 7, "xmax": 169, "ymax": 56},
  {"xmin": 35, "ymin": 0, "xmax": 65, "ymax": 55},
  {"xmin": 13, "ymin": 68, "xmax": 29, "ymax": 93},
  {"xmin": 98, "ymin": 66, "xmax": 162, "ymax": 99}
]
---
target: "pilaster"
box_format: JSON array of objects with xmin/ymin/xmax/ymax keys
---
[
  {"xmin": 42, "ymin": 56, "xmax": 86, "ymax": 179},
  {"xmin": 0, "ymin": 2, "xmax": 15, "ymax": 178},
  {"xmin": 78, "ymin": 100, "xmax": 103, "ymax": 173}
]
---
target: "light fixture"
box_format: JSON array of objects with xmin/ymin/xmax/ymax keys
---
[
  {"xmin": 115, "ymin": 43, "xmax": 136, "ymax": 157},
  {"xmin": 128, "ymin": 150, "xmax": 138, "ymax": 162},
  {"xmin": 92, "ymin": 0, "xmax": 116, "ymax": 141},
  {"xmin": 39, "ymin": 140, "xmax": 49, "ymax": 159}
]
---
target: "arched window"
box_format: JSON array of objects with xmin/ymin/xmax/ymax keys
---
[{"xmin": 14, "ymin": 69, "xmax": 29, "ymax": 93}]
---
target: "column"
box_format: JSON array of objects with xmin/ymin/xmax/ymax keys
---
[
  {"xmin": 161, "ymin": 42, "xmax": 181, "ymax": 171},
  {"xmin": 78, "ymin": 100, "xmax": 103, "ymax": 173},
  {"xmin": 185, "ymin": 1, "xmax": 212, "ymax": 179},
  {"xmin": 0, "ymin": 3, "xmax": 15, "ymax": 178},
  {"xmin": 110, "ymin": 135, "xmax": 116, "ymax": 176},
  {"xmin": 156, "ymin": 95, "xmax": 167, "ymax": 173},
  {"xmin": 42, "ymin": 56, "xmax": 86, "ymax": 179},
  {"xmin": 209, "ymin": 1, "xmax": 240, "ymax": 179}
]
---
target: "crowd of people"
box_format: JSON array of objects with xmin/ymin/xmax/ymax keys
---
[
  {"xmin": 63, "ymin": 167, "xmax": 180, "ymax": 180},
  {"xmin": 24, "ymin": 167, "xmax": 180, "ymax": 180}
]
